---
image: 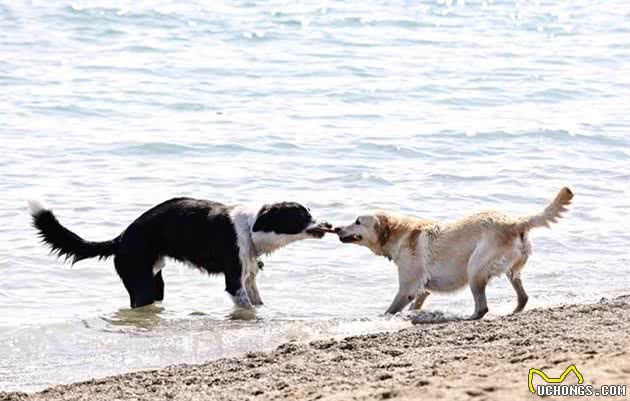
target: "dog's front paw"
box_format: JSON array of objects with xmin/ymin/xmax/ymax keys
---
[{"xmin": 468, "ymin": 308, "xmax": 489, "ymax": 320}]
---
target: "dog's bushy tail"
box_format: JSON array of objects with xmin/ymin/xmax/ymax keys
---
[
  {"xmin": 516, "ymin": 187, "xmax": 574, "ymax": 232},
  {"xmin": 28, "ymin": 200, "xmax": 119, "ymax": 264}
]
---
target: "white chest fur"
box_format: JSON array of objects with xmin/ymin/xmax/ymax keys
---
[{"xmin": 229, "ymin": 207, "xmax": 259, "ymax": 281}]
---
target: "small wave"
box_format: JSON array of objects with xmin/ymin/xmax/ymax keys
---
[
  {"xmin": 355, "ymin": 142, "xmax": 423, "ymax": 158},
  {"xmin": 359, "ymin": 17, "xmax": 424, "ymax": 28},
  {"xmin": 163, "ymin": 102, "xmax": 208, "ymax": 112},
  {"xmin": 118, "ymin": 45, "xmax": 164, "ymax": 53},
  {"xmin": 326, "ymin": 16, "xmax": 425, "ymax": 28},
  {"xmin": 527, "ymin": 88, "xmax": 588, "ymax": 102},
  {"xmin": 111, "ymin": 142, "xmax": 198, "ymax": 155},
  {"xmin": 426, "ymin": 173, "xmax": 490, "ymax": 182},
  {"xmin": 110, "ymin": 142, "xmax": 258, "ymax": 156},
  {"xmin": 335, "ymin": 65, "xmax": 381, "ymax": 78},
  {"xmin": 29, "ymin": 105, "xmax": 113, "ymax": 118},
  {"xmin": 265, "ymin": 141, "xmax": 304, "ymax": 151},
  {"xmin": 426, "ymin": 129, "xmax": 627, "ymax": 147},
  {"xmin": 101, "ymin": 28, "xmax": 125, "ymax": 37},
  {"xmin": 333, "ymin": 171, "xmax": 392, "ymax": 185}
]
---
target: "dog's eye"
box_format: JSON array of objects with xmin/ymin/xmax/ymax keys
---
[{"xmin": 355, "ymin": 218, "xmax": 360, "ymax": 225}]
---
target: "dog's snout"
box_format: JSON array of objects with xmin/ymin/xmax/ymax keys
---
[{"xmin": 334, "ymin": 227, "xmax": 342, "ymax": 233}]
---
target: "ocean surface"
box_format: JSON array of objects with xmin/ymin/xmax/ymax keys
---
[{"xmin": 1, "ymin": 0, "xmax": 628, "ymax": 392}]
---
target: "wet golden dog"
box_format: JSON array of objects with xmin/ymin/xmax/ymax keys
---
[{"xmin": 335, "ymin": 187, "xmax": 573, "ymax": 319}]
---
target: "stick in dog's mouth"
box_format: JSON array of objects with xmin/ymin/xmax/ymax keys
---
[
  {"xmin": 338, "ymin": 234, "xmax": 362, "ymax": 243},
  {"xmin": 305, "ymin": 222, "xmax": 336, "ymax": 238},
  {"xmin": 326, "ymin": 226, "xmax": 362, "ymax": 243}
]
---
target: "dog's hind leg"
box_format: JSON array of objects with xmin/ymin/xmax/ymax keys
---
[
  {"xmin": 153, "ymin": 270, "xmax": 165, "ymax": 302},
  {"xmin": 131, "ymin": 276, "xmax": 156, "ymax": 308},
  {"xmin": 507, "ymin": 238, "xmax": 531, "ymax": 313},
  {"xmin": 507, "ymin": 273, "xmax": 528, "ymax": 313},
  {"xmin": 507, "ymin": 255, "xmax": 529, "ymax": 313},
  {"xmin": 115, "ymin": 254, "xmax": 157, "ymax": 308},
  {"xmin": 467, "ymin": 241, "xmax": 495, "ymax": 320},
  {"xmin": 469, "ymin": 274, "xmax": 489, "ymax": 320}
]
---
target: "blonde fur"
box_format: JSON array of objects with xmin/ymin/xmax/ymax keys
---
[
  {"xmin": 516, "ymin": 187, "xmax": 573, "ymax": 230},
  {"xmin": 335, "ymin": 187, "xmax": 573, "ymax": 318}
]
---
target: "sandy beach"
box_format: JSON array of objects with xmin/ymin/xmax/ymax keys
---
[{"xmin": 3, "ymin": 295, "xmax": 628, "ymax": 401}]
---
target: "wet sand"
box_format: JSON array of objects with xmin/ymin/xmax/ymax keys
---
[{"xmin": 3, "ymin": 295, "xmax": 629, "ymax": 401}]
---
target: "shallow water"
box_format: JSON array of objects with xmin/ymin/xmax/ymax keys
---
[{"xmin": 1, "ymin": 0, "xmax": 629, "ymax": 392}]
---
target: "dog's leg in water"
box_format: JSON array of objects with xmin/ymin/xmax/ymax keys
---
[
  {"xmin": 245, "ymin": 270, "xmax": 263, "ymax": 306},
  {"xmin": 115, "ymin": 254, "xmax": 156, "ymax": 308},
  {"xmin": 128, "ymin": 275, "xmax": 155, "ymax": 308},
  {"xmin": 153, "ymin": 271, "xmax": 165, "ymax": 302},
  {"xmin": 409, "ymin": 289, "xmax": 431, "ymax": 311},
  {"xmin": 224, "ymin": 269, "xmax": 253, "ymax": 309}
]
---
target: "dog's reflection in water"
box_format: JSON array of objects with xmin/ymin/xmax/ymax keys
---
[
  {"xmin": 102, "ymin": 303, "xmax": 258, "ymax": 332},
  {"xmin": 228, "ymin": 306, "xmax": 258, "ymax": 321},
  {"xmin": 102, "ymin": 304, "xmax": 165, "ymax": 331}
]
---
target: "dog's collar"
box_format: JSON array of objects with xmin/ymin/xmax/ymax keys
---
[
  {"xmin": 246, "ymin": 230, "xmax": 265, "ymax": 272},
  {"xmin": 248, "ymin": 230, "xmax": 265, "ymax": 272},
  {"xmin": 250, "ymin": 237, "xmax": 264, "ymax": 271}
]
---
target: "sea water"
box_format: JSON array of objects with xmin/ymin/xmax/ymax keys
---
[{"xmin": 0, "ymin": 0, "xmax": 628, "ymax": 391}]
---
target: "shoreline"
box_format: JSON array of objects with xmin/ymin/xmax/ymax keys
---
[{"xmin": 3, "ymin": 295, "xmax": 629, "ymax": 401}]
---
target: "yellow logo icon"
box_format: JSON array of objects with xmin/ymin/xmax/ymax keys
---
[{"xmin": 528, "ymin": 365, "xmax": 584, "ymax": 394}]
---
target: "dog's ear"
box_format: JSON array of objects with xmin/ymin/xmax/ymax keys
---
[
  {"xmin": 252, "ymin": 202, "xmax": 311, "ymax": 234},
  {"xmin": 252, "ymin": 204, "xmax": 275, "ymax": 232},
  {"xmin": 376, "ymin": 214, "xmax": 391, "ymax": 246}
]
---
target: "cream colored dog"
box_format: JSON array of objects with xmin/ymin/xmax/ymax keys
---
[{"xmin": 334, "ymin": 187, "xmax": 573, "ymax": 319}]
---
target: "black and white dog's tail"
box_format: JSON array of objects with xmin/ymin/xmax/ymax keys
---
[{"xmin": 28, "ymin": 200, "xmax": 119, "ymax": 264}]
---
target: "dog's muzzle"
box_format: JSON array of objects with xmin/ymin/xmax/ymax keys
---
[
  {"xmin": 305, "ymin": 222, "xmax": 334, "ymax": 238},
  {"xmin": 336, "ymin": 228, "xmax": 362, "ymax": 243}
]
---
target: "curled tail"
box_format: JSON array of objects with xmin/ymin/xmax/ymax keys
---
[
  {"xmin": 516, "ymin": 187, "xmax": 574, "ymax": 231},
  {"xmin": 28, "ymin": 200, "xmax": 119, "ymax": 264}
]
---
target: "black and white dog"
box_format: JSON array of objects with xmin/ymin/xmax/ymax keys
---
[{"xmin": 28, "ymin": 198, "xmax": 332, "ymax": 309}]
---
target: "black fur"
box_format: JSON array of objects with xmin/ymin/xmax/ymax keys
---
[
  {"xmin": 32, "ymin": 210, "xmax": 119, "ymax": 264},
  {"xmin": 112, "ymin": 198, "xmax": 242, "ymax": 308},
  {"xmin": 30, "ymin": 198, "xmax": 319, "ymax": 309},
  {"xmin": 253, "ymin": 202, "xmax": 312, "ymax": 234}
]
